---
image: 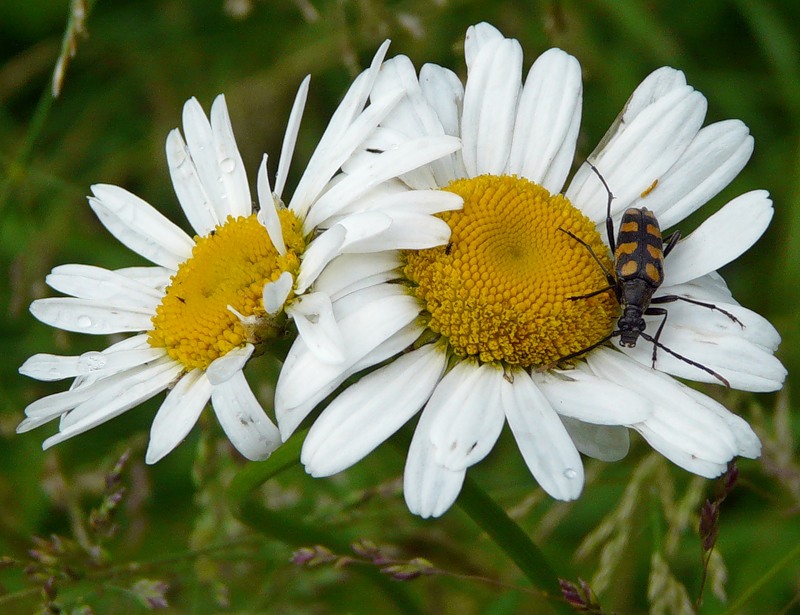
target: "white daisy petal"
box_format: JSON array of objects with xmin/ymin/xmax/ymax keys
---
[
  {"xmin": 274, "ymin": 76, "xmax": 310, "ymax": 199},
  {"xmin": 113, "ymin": 266, "xmax": 173, "ymax": 292},
  {"xmin": 461, "ymin": 36, "xmax": 522, "ymax": 176},
  {"xmin": 165, "ymin": 129, "xmax": 219, "ymax": 236},
  {"xmin": 560, "ymin": 416, "xmax": 630, "ymax": 462},
  {"xmin": 30, "ymin": 298, "xmax": 154, "ymax": 335},
  {"xmin": 286, "ymin": 291, "xmax": 345, "ymax": 364},
  {"xmin": 635, "ymin": 420, "xmax": 729, "ymax": 478},
  {"xmin": 209, "ymin": 94, "xmax": 252, "ymax": 218},
  {"xmin": 312, "ymin": 252, "xmax": 402, "ymax": 300},
  {"xmin": 501, "ymin": 370, "xmax": 584, "ymax": 500},
  {"xmin": 275, "ymin": 290, "xmax": 421, "ymax": 437},
  {"xmin": 663, "ymin": 190, "xmax": 773, "ymax": 286},
  {"xmin": 294, "ymin": 225, "xmax": 346, "ymax": 294},
  {"xmin": 419, "ymin": 63, "xmax": 465, "ymax": 140},
  {"xmin": 206, "ymin": 344, "xmax": 254, "ymax": 386},
  {"xmin": 303, "ymin": 135, "xmax": 460, "ymax": 232},
  {"xmin": 182, "ymin": 96, "xmax": 240, "ymax": 223},
  {"xmin": 342, "ymin": 212, "xmax": 452, "ymax": 253},
  {"xmin": 463, "ymin": 22, "xmax": 505, "ymax": 66},
  {"xmin": 89, "ymin": 184, "xmax": 194, "ymax": 269},
  {"xmin": 290, "ymin": 42, "xmax": 395, "ymax": 219},
  {"xmin": 534, "ymin": 368, "xmax": 653, "ymax": 424},
  {"xmin": 20, "ymin": 346, "xmax": 163, "ymax": 382},
  {"xmin": 588, "ymin": 348, "xmax": 742, "ymax": 467},
  {"xmin": 210, "ymin": 370, "xmax": 281, "ymax": 461},
  {"xmin": 302, "ymin": 344, "xmax": 446, "ymax": 476},
  {"xmin": 568, "ymin": 86, "xmax": 707, "ymax": 223},
  {"xmin": 34, "ymin": 359, "xmax": 180, "ymax": 444},
  {"xmin": 404, "ymin": 404, "xmax": 466, "ymax": 519},
  {"xmin": 46, "ymin": 264, "xmax": 162, "ymax": 310},
  {"xmin": 622, "ymin": 307, "xmax": 786, "ymax": 391},
  {"xmin": 256, "ymin": 154, "xmax": 287, "ymax": 256},
  {"xmin": 508, "ymin": 48, "xmax": 582, "ymax": 193},
  {"xmin": 427, "ymin": 362, "xmax": 505, "ymax": 471},
  {"xmin": 146, "ymin": 368, "xmax": 213, "ymax": 464},
  {"xmin": 262, "ymin": 271, "xmax": 294, "ymax": 316},
  {"xmin": 637, "ymin": 120, "xmax": 754, "ymax": 228}
]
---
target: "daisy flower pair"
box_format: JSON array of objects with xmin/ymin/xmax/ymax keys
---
[
  {"xmin": 20, "ymin": 23, "xmax": 784, "ymax": 520},
  {"xmin": 18, "ymin": 42, "xmax": 460, "ymax": 464}
]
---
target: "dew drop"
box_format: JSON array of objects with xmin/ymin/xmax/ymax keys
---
[
  {"xmin": 219, "ymin": 157, "xmax": 236, "ymax": 173},
  {"xmin": 77, "ymin": 315, "xmax": 93, "ymax": 329},
  {"xmin": 80, "ymin": 351, "xmax": 107, "ymax": 371},
  {"xmin": 563, "ymin": 468, "xmax": 577, "ymax": 480}
]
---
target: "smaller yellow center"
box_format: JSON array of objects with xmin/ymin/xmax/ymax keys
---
[
  {"xmin": 403, "ymin": 175, "xmax": 619, "ymax": 368},
  {"xmin": 148, "ymin": 212, "xmax": 304, "ymax": 370}
]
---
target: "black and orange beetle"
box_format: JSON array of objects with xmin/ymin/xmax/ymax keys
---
[{"xmin": 558, "ymin": 163, "xmax": 742, "ymax": 386}]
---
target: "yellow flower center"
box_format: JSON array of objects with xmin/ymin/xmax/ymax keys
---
[
  {"xmin": 403, "ymin": 175, "xmax": 619, "ymax": 368},
  {"xmin": 148, "ymin": 212, "xmax": 305, "ymax": 370}
]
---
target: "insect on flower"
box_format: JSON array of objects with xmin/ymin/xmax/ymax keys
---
[{"xmin": 558, "ymin": 163, "xmax": 744, "ymax": 386}]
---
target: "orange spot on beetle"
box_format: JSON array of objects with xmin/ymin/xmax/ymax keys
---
[
  {"xmin": 620, "ymin": 260, "xmax": 639, "ymax": 277},
  {"xmin": 646, "ymin": 244, "xmax": 662, "ymax": 260},
  {"xmin": 616, "ymin": 242, "xmax": 638, "ymax": 256},
  {"xmin": 645, "ymin": 262, "xmax": 661, "ymax": 283}
]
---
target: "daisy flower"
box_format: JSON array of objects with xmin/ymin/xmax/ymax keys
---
[
  {"xmin": 275, "ymin": 23, "xmax": 786, "ymax": 517},
  {"xmin": 17, "ymin": 42, "xmax": 461, "ymax": 464}
]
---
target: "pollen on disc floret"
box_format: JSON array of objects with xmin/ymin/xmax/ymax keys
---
[
  {"xmin": 403, "ymin": 174, "xmax": 619, "ymax": 368},
  {"xmin": 148, "ymin": 211, "xmax": 304, "ymax": 370}
]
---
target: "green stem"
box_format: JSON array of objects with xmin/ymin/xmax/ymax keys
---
[
  {"xmin": 456, "ymin": 476, "xmax": 574, "ymax": 615},
  {"xmin": 227, "ymin": 429, "xmax": 422, "ymax": 615}
]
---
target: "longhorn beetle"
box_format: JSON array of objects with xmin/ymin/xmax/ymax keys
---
[{"xmin": 557, "ymin": 163, "xmax": 743, "ymax": 387}]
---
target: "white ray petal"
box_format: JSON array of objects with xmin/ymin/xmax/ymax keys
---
[
  {"xmin": 89, "ymin": 184, "xmax": 194, "ymax": 269},
  {"xmin": 635, "ymin": 120, "xmax": 754, "ymax": 228},
  {"xmin": 302, "ymin": 344, "xmax": 445, "ymax": 476},
  {"xmin": 210, "ymin": 94, "xmax": 252, "ymax": 218},
  {"xmin": 30, "ymin": 298, "xmax": 154, "ymax": 335},
  {"xmin": 289, "ymin": 41, "xmax": 393, "ymax": 219},
  {"xmin": 286, "ymin": 291, "xmax": 345, "ymax": 364},
  {"xmin": 404, "ymin": 404, "xmax": 466, "ymax": 518},
  {"xmin": 560, "ymin": 416, "xmax": 630, "ymax": 462},
  {"xmin": 275, "ymin": 291, "xmax": 421, "ymax": 437},
  {"xmin": 206, "ymin": 344, "xmax": 254, "ymax": 385},
  {"xmin": 35, "ymin": 359, "xmax": 180, "ymax": 445},
  {"xmin": 165, "ymin": 129, "xmax": 219, "ymax": 235},
  {"xmin": 427, "ymin": 362, "xmax": 505, "ymax": 471},
  {"xmin": 20, "ymin": 347, "xmax": 163, "ymax": 382},
  {"xmin": 508, "ymin": 47, "xmax": 582, "ymax": 193},
  {"xmin": 461, "ymin": 36, "xmax": 522, "ymax": 176},
  {"xmin": 663, "ymin": 190, "xmax": 773, "ymax": 286},
  {"xmin": 294, "ymin": 225, "xmax": 346, "ymax": 295},
  {"xmin": 274, "ymin": 76, "xmax": 310, "ymax": 199},
  {"xmin": 534, "ymin": 369, "xmax": 653, "ymax": 424},
  {"xmin": 302, "ymin": 135, "xmax": 460, "ymax": 233},
  {"xmin": 313, "ymin": 252, "xmax": 402, "ymax": 300},
  {"xmin": 46, "ymin": 264, "xmax": 163, "ymax": 309},
  {"xmin": 501, "ymin": 370, "xmax": 584, "ymax": 500},
  {"xmin": 262, "ymin": 271, "xmax": 293, "ymax": 316},
  {"xmin": 182, "ymin": 96, "xmax": 240, "ymax": 224},
  {"xmin": 146, "ymin": 368, "xmax": 213, "ymax": 464},
  {"xmin": 211, "ymin": 370, "xmax": 281, "ymax": 461},
  {"xmin": 256, "ymin": 154, "xmax": 286, "ymax": 256},
  {"xmin": 567, "ymin": 86, "xmax": 707, "ymax": 223}
]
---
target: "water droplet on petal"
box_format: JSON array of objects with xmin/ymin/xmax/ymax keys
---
[
  {"xmin": 77, "ymin": 315, "xmax": 93, "ymax": 329},
  {"xmin": 563, "ymin": 468, "xmax": 577, "ymax": 480},
  {"xmin": 219, "ymin": 157, "xmax": 236, "ymax": 173},
  {"xmin": 80, "ymin": 351, "xmax": 107, "ymax": 371}
]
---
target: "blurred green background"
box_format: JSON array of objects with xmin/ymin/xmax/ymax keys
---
[{"xmin": 1, "ymin": 0, "xmax": 798, "ymax": 613}]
